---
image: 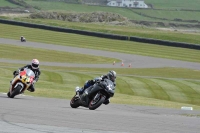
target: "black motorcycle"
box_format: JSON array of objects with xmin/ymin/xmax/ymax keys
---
[{"xmin": 70, "ymin": 79, "xmax": 115, "ymax": 110}]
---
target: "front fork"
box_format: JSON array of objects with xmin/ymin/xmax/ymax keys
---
[
  {"xmin": 9, "ymin": 81, "xmax": 24, "ymax": 94},
  {"xmin": 9, "ymin": 76, "xmax": 16, "ymax": 93}
]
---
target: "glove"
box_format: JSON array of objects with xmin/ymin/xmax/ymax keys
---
[
  {"xmin": 103, "ymin": 99, "xmax": 110, "ymax": 105},
  {"xmin": 13, "ymin": 70, "xmax": 19, "ymax": 76},
  {"xmin": 13, "ymin": 71, "xmax": 16, "ymax": 75}
]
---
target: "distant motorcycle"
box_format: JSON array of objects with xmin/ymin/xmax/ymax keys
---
[
  {"xmin": 20, "ymin": 36, "xmax": 26, "ymax": 42},
  {"xmin": 70, "ymin": 79, "xmax": 115, "ymax": 110},
  {"xmin": 7, "ymin": 68, "xmax": 35, "ymax": 98}
]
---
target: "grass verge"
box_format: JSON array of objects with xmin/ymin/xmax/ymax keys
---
[{"xmin": 0, "ymin": 44, "xmax": 119, "ymax": 64}]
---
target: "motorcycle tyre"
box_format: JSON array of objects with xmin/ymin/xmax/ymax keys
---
[
  {"xmin": 10, "ymin": 86, "xmax": 21, "ymax": 98},
  {"xmin": 70, "ymin": 96, "xmax": 80, "ymax": 108},
  {"xmin": 89, "ymin": 95, "xmax": 105, "ymax": 110},
  {"xmin": 7, "ymin": 92, "xmax": 11, "ymax": 98}
]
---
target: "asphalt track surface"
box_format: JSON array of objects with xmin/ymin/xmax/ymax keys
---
[{"xmin": 1, "ymin": 38, "xmax": 200, "ymax": 133}]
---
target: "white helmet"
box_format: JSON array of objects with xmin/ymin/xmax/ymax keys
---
[
  {"xmin": 31, "ymin": 59, "xmax": 39, "ymax": 69},
  {"xmin": 107, "ymin": 70, "xmax": 116, "ymax": 82}
]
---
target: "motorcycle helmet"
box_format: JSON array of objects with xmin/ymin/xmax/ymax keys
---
[
  {"xmin": 107, "ymin": 70, "xmax": 116, "ymax": 82},
  {"xmin": 31, "ymin": 59, "xmax": 39, "ymax": 69}
]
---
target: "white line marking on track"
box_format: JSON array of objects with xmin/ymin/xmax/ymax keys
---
[{"xmin": 1, "ymin": 93, "xmax": 33, "ymax": 97}]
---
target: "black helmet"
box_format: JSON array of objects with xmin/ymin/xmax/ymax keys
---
[{"xmin": 107, "ymin": 70, "xmax": 116, "ymax": 82}]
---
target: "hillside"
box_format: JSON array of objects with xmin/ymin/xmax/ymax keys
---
[
  {"xmin": 23, "ymin": 1, "xmax": 200, "ymax": 28},
  {"xmin": 1, "ymin": 0, "xmax": 200, "ymax": 29}
]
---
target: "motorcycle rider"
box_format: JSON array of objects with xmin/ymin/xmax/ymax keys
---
[
  {"xmin": 76, "ymin": 70, "xmax": 117, "ymax": 105},
  {"xmin": 12, "ymin": 59, "xmax": 41, "ymax": 92}
]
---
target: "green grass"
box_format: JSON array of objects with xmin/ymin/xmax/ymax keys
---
[
  {"xmin": 0, "ymin": 0, "xmax": 21, "ymax": 7},
  {"xmin": 6, "ymin": 17, "xmax": 200, "ymax": 45},
  {"xmin": 145, "ymin": 0, "xmax": 200, "ymax": 10},
  {"xmin": 0, "ymin": 23, "xmax": 200, "ymax": 63},
  {"xmin": 0, "ymin": 44, "xmax": 119, "ymax": 64},
  {"xmin": 1, "ymin": 62, "xmax": 200, "ymax": 109},
  {"xmin": 132, "ymin": 9, "xmax": 200, "ymax": 22}
]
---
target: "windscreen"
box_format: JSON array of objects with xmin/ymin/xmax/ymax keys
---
[
  {"xmin": 105, "ymin": 79, "xmax": 115, "ymax": 90},
  {"xmin": 24, "ymin": 68, "xmax": 35, "ymax": 78}
]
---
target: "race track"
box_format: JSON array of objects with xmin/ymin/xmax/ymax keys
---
[
  {"xmin": 1, "ymin": 38, "xmax": 200, "ymax": 69},
  {"xmin": 0, "ymin": 94, "xmax": 200, "ymax": 133},
  {"xmin": 0, "ymin": 38, "xmax": 200, "ymax": 133}
]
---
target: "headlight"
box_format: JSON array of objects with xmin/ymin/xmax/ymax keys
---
[{"xmin": 106, "ymin": 85, "xmax": 113, "ymax": 90}]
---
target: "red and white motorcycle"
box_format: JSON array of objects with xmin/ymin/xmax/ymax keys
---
[{"xmin": 7, "ymin": 68, "xmax": 35, "ymax": 98}]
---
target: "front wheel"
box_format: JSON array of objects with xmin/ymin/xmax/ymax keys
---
[
  {"xmin": 7, "ymin": 92, "xmax": 11, "ymax": 98},
  {"xmin": 10, "ymin": 86, "xmax": 21, "ymax": 98},
  {"xmin": 70, "ymin": 96, "xmax": 80, "ymax": 108},
  {"xmin": 89, "ymin": 93, "xmax": 106, "ymax": 110}
]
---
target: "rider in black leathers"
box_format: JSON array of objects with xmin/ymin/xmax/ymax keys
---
[
  {"xmin": 12, "ymin": 59, "xmax": 41, "ymax": 92},
  {"xmin": 76, "ymin": 70, "xmax": 117, "ymax": 105}
]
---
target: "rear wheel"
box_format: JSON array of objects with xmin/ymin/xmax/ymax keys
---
[
  {"xmin": 89, "ymin": 93, "xmax": 105, "ymax": 110},
  {"xmin": 70, "ymin": 96, "xmax": 80, "ymax": 108},
  {"xmin": 10, "ymin": 86, "xmax": 21, "ymax": 98}
]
